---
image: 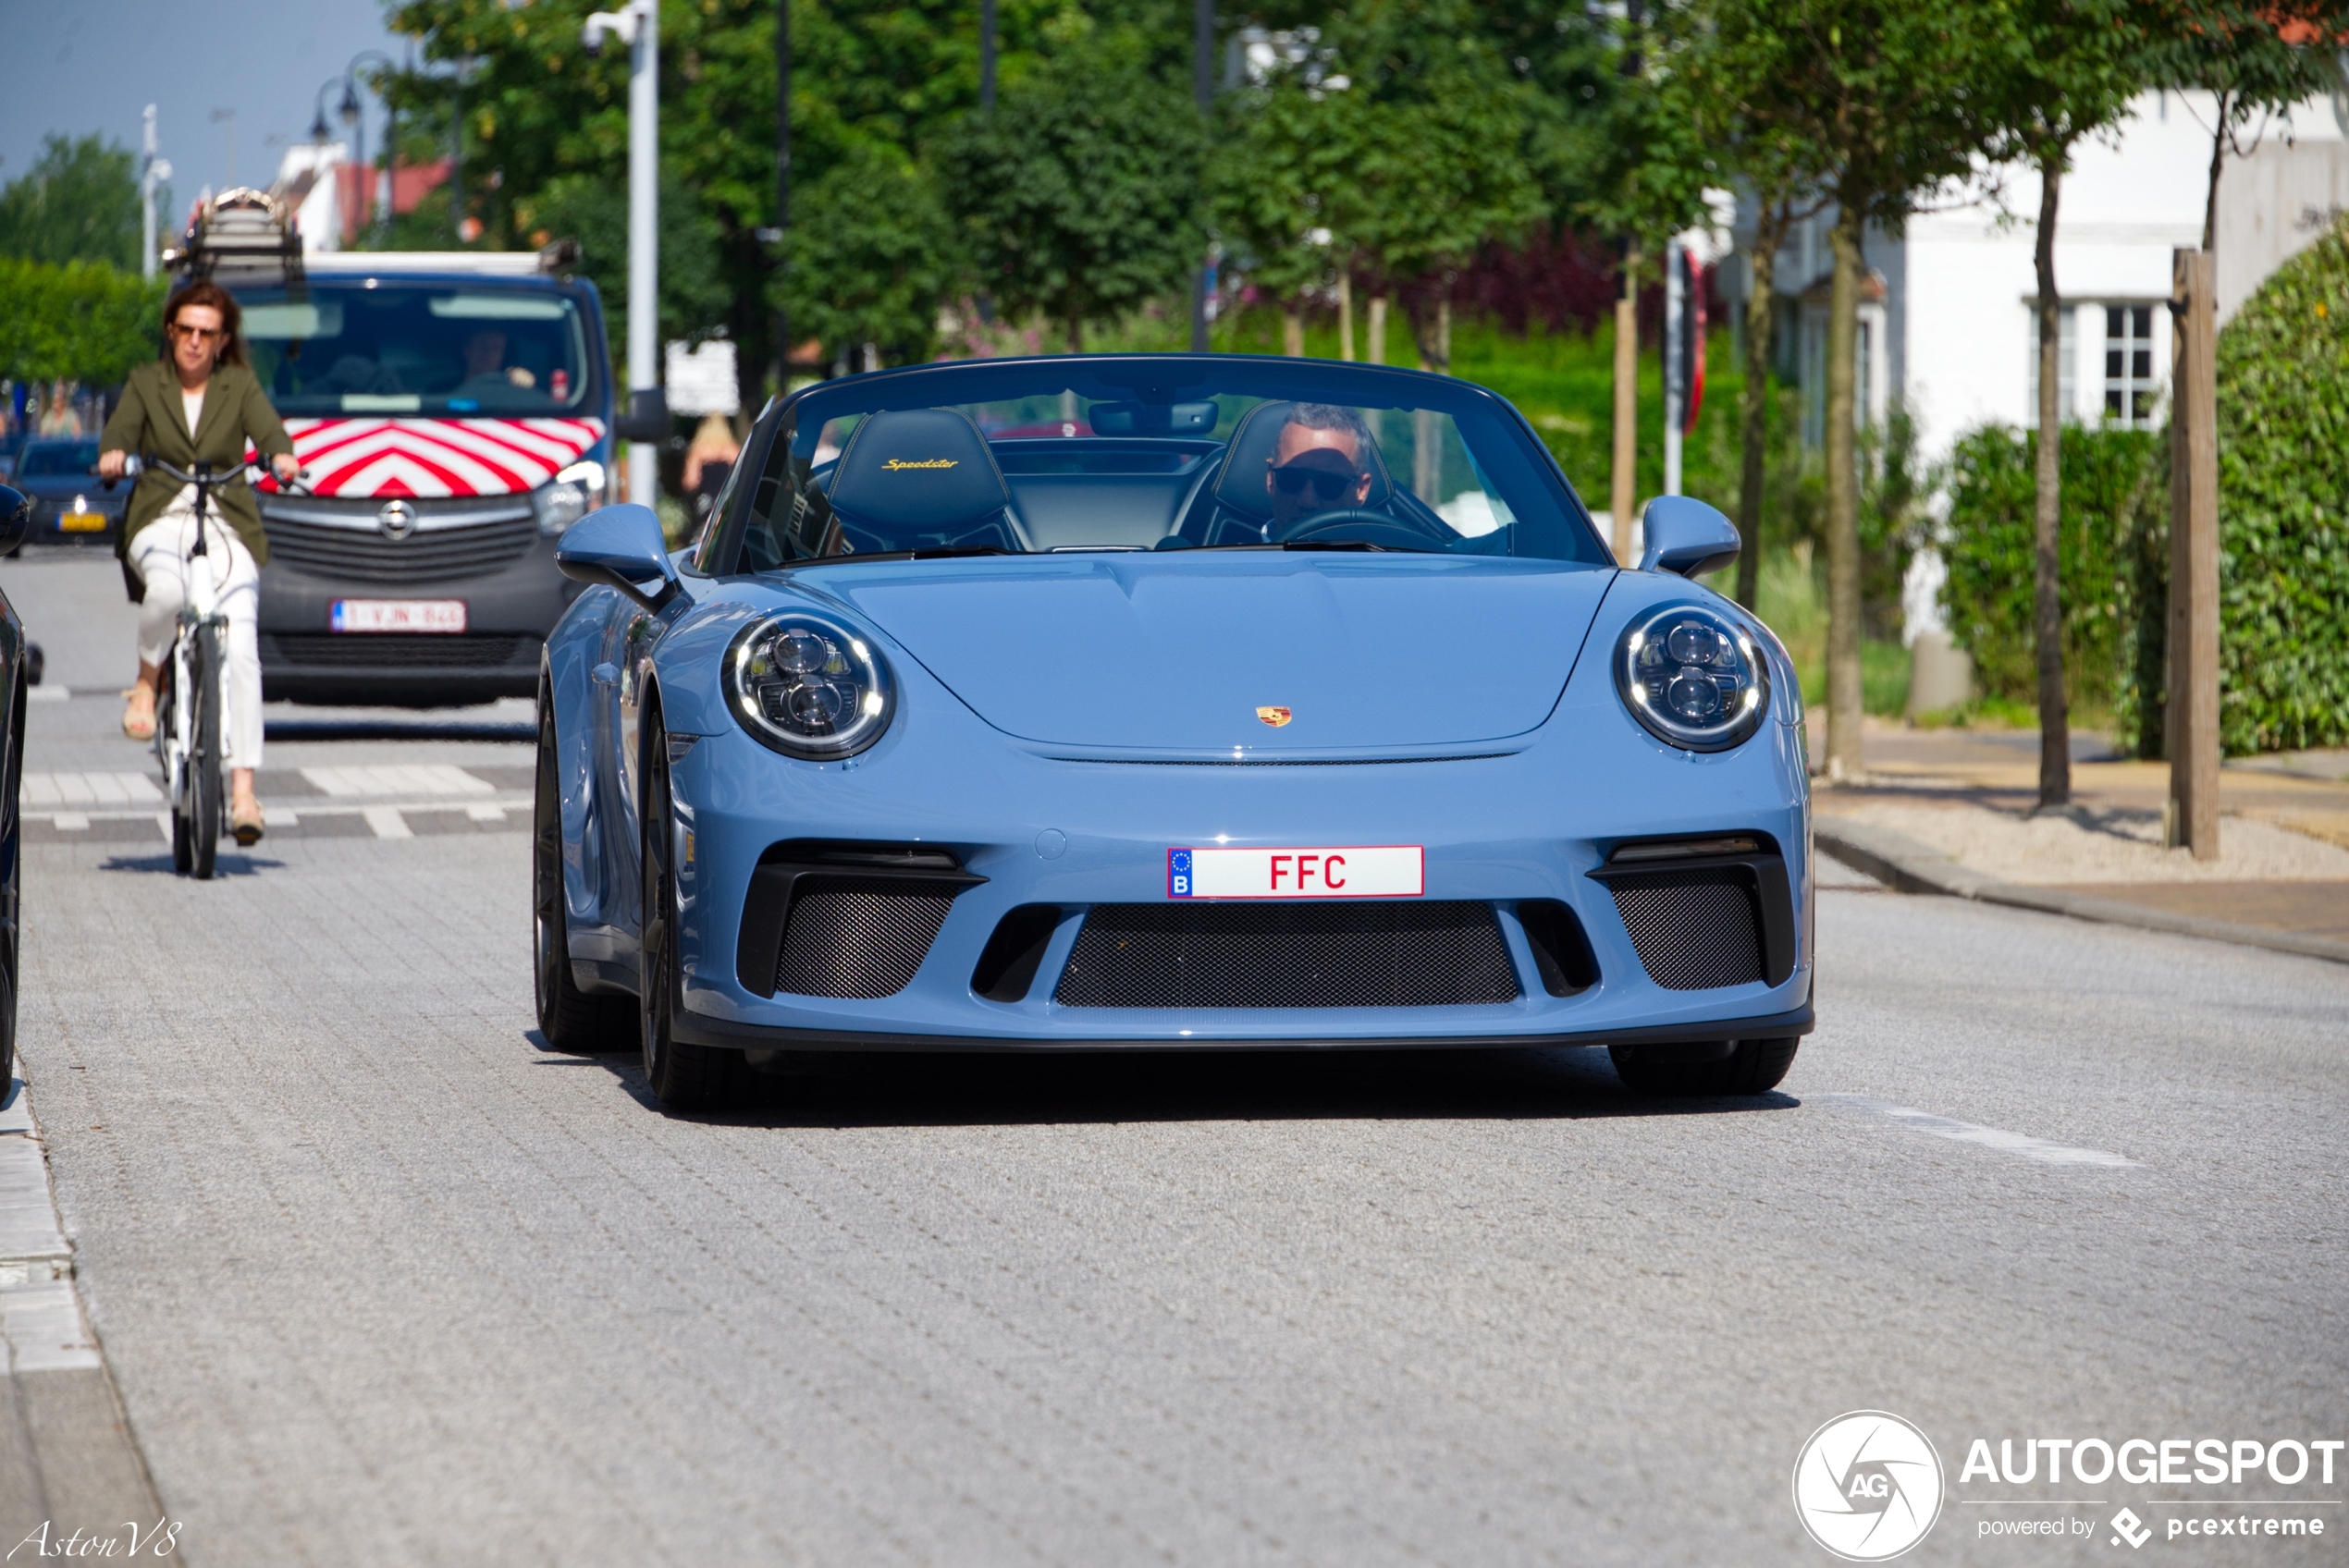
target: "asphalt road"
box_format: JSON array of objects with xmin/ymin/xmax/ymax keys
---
[{"xmin": 6, "ymin": 559, "xmax": 2345, "ymax": 1567}]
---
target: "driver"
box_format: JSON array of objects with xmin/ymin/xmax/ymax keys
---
[
  {"xmin": 1265, "ymin": 402, "xmax": 1374, "ymax": 530},
  {"xmin": 456, "ymin": 328, "xmax": 536, "ymax": 395}
]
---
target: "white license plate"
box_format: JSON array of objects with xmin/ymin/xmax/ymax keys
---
[
  {"xmin": 330, "ymin": 599, "xmax": 467, "ymax": 633},
  {"xmin": 1167, "ymin": 845, "xmax": 1423, "ymax": 900}
]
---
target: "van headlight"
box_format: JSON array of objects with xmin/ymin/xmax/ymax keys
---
[
  {"xmin": 535, "ymin": 459, "xmax": 605, "ymax": 534},
  {"xmin": 726, "ymin": 613, "xmax": 894, "ymax": 759},
  {"xmin": 1616, "ymin": 604, "xmax": 1769, "ymax": 752}
]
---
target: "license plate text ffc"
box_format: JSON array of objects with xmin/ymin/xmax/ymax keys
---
[
  {"xmin": 330, "ymin": 599, "xmax": 467, "ymax": 633},
  {"xmin": 1166, "ymin": 846, "xmax": 1423, "ymax": 900}
]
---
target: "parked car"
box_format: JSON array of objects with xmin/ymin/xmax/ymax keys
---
[
  {"xmin": 7, "ymin": 437, "xmax": 120, "ymax": 548},
  {"xmin": 536, "ymin": 354, "xmax": 1816, "ymax": 1110},
  {"xmin": 0, "ymin": 484, "xmax": 30, "ymax": 1085}
]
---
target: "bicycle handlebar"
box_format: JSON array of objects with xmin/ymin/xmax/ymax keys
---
[{"xmin": 117, "ymin": 455, "xmax": 310, "ymax": 496}]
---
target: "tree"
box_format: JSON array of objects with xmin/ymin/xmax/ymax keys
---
[
  {"xmin": 1701, "ymin": 0, "xmax": 2011, "ymax": 780},
  {"xmin": 0, "ymin": 258, "xmax": 166, "ymax": 385},
  {"xmin": 1988, "ymin": 0, "xmax": 2148, "ymax": 809},
  {"xmin": 1206, "ymin": 43, "xmax": 1351, "ymax": 354},
  {"xmin": 0, "ymin": 135, "xmax": 141, "ymax": 271},
  {"xmin": 2141, "ymin": 0, "xmax": 2342, "ymax": 256},
  {"xmin": 781, "ymin": 141, "xmax": 955, "ymax": 365},
  {"xmin": 936, "ymin": 34, "xmax": 1204, "ymax": 351}
]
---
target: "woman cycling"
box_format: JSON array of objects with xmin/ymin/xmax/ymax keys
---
[{"xmin": 98, "ymin": 280, "xmax": 300, "ymax": 847}]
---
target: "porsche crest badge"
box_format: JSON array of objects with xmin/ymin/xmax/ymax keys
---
[{"xmin": 1256, "ymin": 706, "xmax": 1293, "ymax": 728}]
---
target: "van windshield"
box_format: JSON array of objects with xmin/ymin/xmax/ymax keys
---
[{"xmin": 238, "ymin": 283, "xmax": 596, "ymax": 418}]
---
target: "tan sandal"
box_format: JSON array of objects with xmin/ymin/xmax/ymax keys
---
[
  {"xmin": 122, "ymin": 684, "xmax": 156, "ymax": 741},
  {"xmin": 230, "ymin": 798, "xmax": 265, "ymax": 847}
]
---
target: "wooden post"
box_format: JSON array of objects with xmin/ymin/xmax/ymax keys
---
[
  {"xmin": 1610, "ymin": 251, "xmax": 1640, "ymax": 565},
  {"xmin": 2167, "ymin": 248, "xmax": 2220, "ymax": 861}
]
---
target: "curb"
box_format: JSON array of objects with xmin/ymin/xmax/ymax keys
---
[{"xmin": 1813, "ymin": 816, "xmax": 2349, "ymax": 968}]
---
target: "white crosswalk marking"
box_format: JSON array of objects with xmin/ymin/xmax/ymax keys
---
[
  {"xmin": 22, "ymin": 773, "xmax": 165, "ymax": 808},
  {"xmin": 362, "ymin": 806, "xmax": 413, "ymax": 839},
  {"xmin": 300, "ymin": 764, "xmax": 495, "ymax": 798},
  {"xmin": 464, "ymin": 803, "xmax": 506, "ymax": 824}
]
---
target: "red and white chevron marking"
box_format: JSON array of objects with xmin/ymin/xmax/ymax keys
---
[{"xmin": 257, "ymin": 417, "xmax": 605, "ymax": 498}]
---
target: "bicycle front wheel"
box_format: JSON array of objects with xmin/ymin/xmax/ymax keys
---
[{"xmin": 190, "ymin": 624, "xmax": 223, "ymax": 880}]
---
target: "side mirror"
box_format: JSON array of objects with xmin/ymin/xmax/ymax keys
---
[
  {"xmin": 1638, "ymin": 495, "xmax": 1741, "ymax": 578},
  {"xmin": 555, "ymin": 502, "xmax": 679, "ymax": 611},
  {"xmin": 0, "ymin": 486, "xmax": 29, "ymax": 554},
  {"xmin": 613, "ymin": 387, "xmax": 670, "ymax": 445}
]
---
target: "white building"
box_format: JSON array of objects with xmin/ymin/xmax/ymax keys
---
[
  {"xmin": 1740, "ymin": 90, "xmax": 2349, "ymax": 465},
  {"xmin": 269, "ymin": 141, "xmax": 350, "ymax": 256}
]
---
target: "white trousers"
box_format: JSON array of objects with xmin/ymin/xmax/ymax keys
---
[{"xmin": 129, "ymin": 505, "xmax": 264, "ymax": 771}]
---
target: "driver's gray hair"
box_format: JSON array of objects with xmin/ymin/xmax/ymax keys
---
[{"xmin": 1285, "ymin": 402, "xmax": 1373, "ymax": 462}]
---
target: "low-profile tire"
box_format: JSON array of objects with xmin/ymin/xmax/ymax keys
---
[
  {"xmin": 638, "ymin": 713, "xmax": 753, "ymax": 1111},
  {"xmin": 1609, "ymin": 1037, "xmax": 1799, "ymax": 1096},
  {"xmin": 534, "ymin": 688, "xmax": 633, "ymax": 1051}
]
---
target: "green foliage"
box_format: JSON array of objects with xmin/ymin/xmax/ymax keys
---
[
  {"xmin": 512, "ymin": 165, "xmax": 729, "ymax": 357},
  {"xmin": 1207, "ymin": 66, "xmax": 1351, "ymax": 306},
  {"xmin": 1939, "ymin": 423, "xmax": 2167, "ymax": 735},
  {"xmin": 2213, "ymin": 217, "xmax": 2349, "ymax": 753},
  {"xmin": 781, "ymin": 142, "xmax": 954, "ymax": 363},
  {"xmin": 0, "ymin": 257, "xmax": 166, "ymax": 386},
  {"xmin": 0, "ymin": 135, "xmax": 143, "ymax": 271},
  {"xmin": 936, "ymin": 36, "xmax": 1203, "ymax": 349}
]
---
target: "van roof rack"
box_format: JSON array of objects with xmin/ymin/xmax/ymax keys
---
[{"xmin": 165, "ymin": 188, "xmax": 302, "ymax": 288}]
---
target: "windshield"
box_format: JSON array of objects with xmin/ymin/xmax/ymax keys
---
[
  {"xmin": 704, "ymin": 357, "xmax": 1606, "ymax": 571},
  {"xmin": 235, "ymin": 282, "xmax": 596, "ymax": 418},
  {"xmin": 17, "ymin": 441, "xmax": 97, "ymax": 478}
]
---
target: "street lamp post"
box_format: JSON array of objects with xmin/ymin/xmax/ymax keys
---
[
  {"xmin": 586, "ymin": 0, "xmax": 662, "ymax": 506},
  {"xmin": 340, "ymin": 51, "xmax": 397, "ymax": 241}
]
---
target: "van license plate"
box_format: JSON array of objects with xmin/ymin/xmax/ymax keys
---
[
  {"xmin": 59, "ymin": 511, "xmax": 105, "ymax": 532},
  {"xmin": 331, "ymin": 599, "xmax": 467, "ymax": 633}
]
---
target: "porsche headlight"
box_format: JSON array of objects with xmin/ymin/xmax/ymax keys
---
[
  {"xmin": 1616, "ymin": 604, "xmax": 1769, "ymax": 752},
  {"xmin": 535, "ymin": 459, "xmax": 606, "ymax": 534},
  {"xmin": 726, "ymin": 613, "xmax": 893, "ymax": 759}
]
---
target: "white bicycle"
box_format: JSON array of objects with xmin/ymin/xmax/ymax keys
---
[{"xmin": 124, "ymin": 457, "xmax": 305, "ymax": 877}]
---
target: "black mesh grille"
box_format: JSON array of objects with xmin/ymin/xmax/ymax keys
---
[
  {"xmin": 774, "ymin": 878, "xmax": 957, "ymax": 998},
  {"xmin": 264, "ymin": 633, "xmax": 536, "ymax": 668},
  {"xmin": 261, "ymin": 501, "xmax": 538, "ymax": 583},
  {"xmin": 1608, "ymin": 874, "xmax": 1766, "ymax": 990},
  {"xmin": 1054, "ymin": 901, "xmax": 1519, "ymax": 1009}
]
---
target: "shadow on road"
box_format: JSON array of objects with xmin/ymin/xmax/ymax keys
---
[
  {"xmin": 530, "ymin": 1034, "xmax": 1800, "ymax": 1128},
  {"xmin": 265, "ymin": 717, "xmax": 534, "ymax": 743},
  {"xmin": 98, "ymin": 852, "xmax": 284, "ymax": 877}
]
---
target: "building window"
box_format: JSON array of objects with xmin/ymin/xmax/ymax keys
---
[
  {"xmin": 2105, "ymin": 305, "xmax": 2157, "ymax": 427},
  {"xmin": 2027, "ymin": 305, "xmax": 2075, "ymax": 420}
]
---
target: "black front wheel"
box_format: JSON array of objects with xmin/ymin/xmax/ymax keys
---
[
  {"xmin": 1609, "ymin": 1037, "xmax": 1799, "ymax": 1097},
  {"xmin": 638, "ymin": 716, "xmax": 751, "ymax": 1111},
  {"xmin": 188, "ymin": 626, "xmax": 223, "ymax": 881},
  {"xmin": 534, "ymin": 687, "xmax": 633, "ymax": 1051}
]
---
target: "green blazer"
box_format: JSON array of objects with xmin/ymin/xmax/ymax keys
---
[{"xmin": 99, "ymin": 360, "xmax": 294, "ymax": 567}]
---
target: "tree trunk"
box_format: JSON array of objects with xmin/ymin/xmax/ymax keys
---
[
  {"xmin": 1283, "ymin": 304, "xmax": 1304, "ymax": 357},
  {"xmin": 1337, "ymin": 273, "xmax": 1355, "ymax": 361},
  {"xmin": 1367, "ymin": 294, "xmax": 1387, "ymax": 366},
  {"xmin": 2033, "ymin": 153, "xmax": 2072, "ymax": 809},
  {"xmin": 1610, "ymin": 248, "xmax": 1640, "ymax": 565},
  {"xmin": 1735, "ymin": 211, "xmax": 1783, "ymax": 610},
  {"xmin": 2202, "ymin": 90, "xmax": 2230, "ymax": 256},
  {"xmin": 1824, "ymin": 206, "xmax": 1865, "ymax": 781},
  {"xmin": 1067, "ymin": 313, "xmax": 1084, "ymax": 355}
]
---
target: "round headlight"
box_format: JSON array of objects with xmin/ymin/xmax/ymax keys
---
[
  {"xmin": 726, "ymin": 613, "xmax": 894, "ymax": 759},
  {"xmin": 1616, "ymin": 604, "xmax": 1769, "ymax": 752}
]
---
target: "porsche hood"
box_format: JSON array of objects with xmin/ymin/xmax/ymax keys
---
[{"xmin": 812, "ymin": 553, "xmax": 1617, "ymax": 753}]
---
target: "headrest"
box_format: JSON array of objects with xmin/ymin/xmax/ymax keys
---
[
  {"xmin": 828, "ymin": 408, "xmax": 1012, "ymax": 535},
  {"xmin": 1209, "ymin": 399, "xmax": 1395, "ymax": 521}
]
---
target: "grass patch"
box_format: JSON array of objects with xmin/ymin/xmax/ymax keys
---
[{"xmin": 1753, "ymin": 543, "xmax": 1909, "ymax": 716}]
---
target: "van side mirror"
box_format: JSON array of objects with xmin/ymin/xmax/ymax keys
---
[
  {"xmin": 0, "ymin": 486, "xmax": 29, "ymax": 554},
  {"xmin": 1638, "ymin": 495, "xmax": 1742, "ymax": 578},
  {"xmin": 554, "ymin": 502, "xmax": 679, "ymax": 611},
  {"xmin": 613, "ymin": 388, "xmax": 670, "ymax": 445}
]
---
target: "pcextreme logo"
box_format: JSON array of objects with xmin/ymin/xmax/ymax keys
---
[{"xmin": 1793, "ymin": 1411, "xmax": 1947, "ymax": 1561}]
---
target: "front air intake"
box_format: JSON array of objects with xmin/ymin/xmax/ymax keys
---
[
  {"xmin": 1053, "ymin": 900, "xmax": 1519, "ymax": 1009},
  {"xmin": 1587, "ymin": 835, "xmax": 1796, "ymax": 991},
  {"xmin": 735, "ymin": 841, "xmax": 983, "ymax": 998}
]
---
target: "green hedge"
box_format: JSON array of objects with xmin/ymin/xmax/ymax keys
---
[
  {"xmin": 0, "ymin": 256, "xmax": 165, "ymax": 386},
  {"xmin": 1938, "ymin": 423, "xmax": 2168, "ymax": 742},
  {"xmin": 2215, "ymin": 219, "xmax": 2349, "ymax": 753}
]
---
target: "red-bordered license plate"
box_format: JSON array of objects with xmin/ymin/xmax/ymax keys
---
[
  {"xmin": 330, "ymin": 599, "xmax": 467, "ymax": 633},
  {"xmin": 1167, "ymin": 846, "xmax": 1423, "ymax": 899}
]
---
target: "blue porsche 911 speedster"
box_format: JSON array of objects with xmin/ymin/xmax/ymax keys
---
[{"xmin": 536, "ymin": 354, "xmax": 1813, "ymax": 1109}]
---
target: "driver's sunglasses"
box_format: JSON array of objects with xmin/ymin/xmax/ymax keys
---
[
  {"xmin": 1272, "ymin": 464, "xmax": 1359, "ymax": 501},
  {"xmin": 169, "ymin": 323, "xmax": 226, "ymax": 342}
]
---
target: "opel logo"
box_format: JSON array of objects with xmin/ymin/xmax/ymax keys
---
[{"xmin": 376, "ymin": 499, "xmax": 417, "ymax": 541}]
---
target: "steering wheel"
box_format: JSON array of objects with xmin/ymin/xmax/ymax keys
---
[{"xmin": 1274, "ymin": 506, "xmax": 1453, "ymax": 551}]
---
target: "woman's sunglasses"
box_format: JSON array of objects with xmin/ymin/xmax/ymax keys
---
[
  {"xmin": 169, "ymin": 324, "xmax": 226, "ymax": 342},
  {"xmin": 1272, "ymin": 463, "xmax": 1359, "ymax": 501}
]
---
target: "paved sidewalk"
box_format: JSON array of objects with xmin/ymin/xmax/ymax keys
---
[{"xmin": 1815, "ymin": 718, "xmax": 2349, "ymax": 951}]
